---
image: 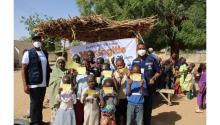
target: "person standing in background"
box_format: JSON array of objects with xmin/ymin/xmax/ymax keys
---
[{"xmin": 196, "ymin": 63, "xmax": 206, "ymax": 113}]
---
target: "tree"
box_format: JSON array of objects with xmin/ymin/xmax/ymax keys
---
[
  {"xmin": 20, "ymin": 13, "xmax": 62, "ymax": 51},
  {"xmin": 76, "ymin": 0, "xmax": 206, "ymax": 56}
]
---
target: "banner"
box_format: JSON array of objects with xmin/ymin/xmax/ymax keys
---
[{"xmin": 70, "ymin": 38, "xmax": 137, "ymax": 67}]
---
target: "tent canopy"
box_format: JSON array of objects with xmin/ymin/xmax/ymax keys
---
[{"xmin": 33, "ymin": 15, "xmax": 156, "ymax": 42}]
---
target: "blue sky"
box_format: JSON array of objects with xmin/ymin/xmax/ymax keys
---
[{"xmin": 14, "ymin": 0, "xmax": 80, "ymax": 40}]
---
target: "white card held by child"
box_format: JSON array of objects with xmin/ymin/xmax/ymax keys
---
[
  {"xmin": 102, "ymin": 70, "xmax": 112, "ymax": 78},
  {"xmin": 103, "ymin": 87, "xmax": 113, "ymax": 94},
  {"xmin": 86, "ymin": 89, "xmax": 97, "ymax": 96},
  {"xmin": 130, "ymin": 73, "xmax": 142, "ymax": 81},
  {"xmin": 65, "ymin": 62, "xmax": 80, "ymax": 70},
  {"xmin": 119, "ymin": 67, "xmax": 129, "ymax": 74},
  {"xmin": 77, "ymin": 67, "xmax": 86, "ymax": 74},
  {"xmin": 61, "ymin": 84, "xmax": 72, "ymax": 92},
  {"xmin": 96, "ymin": 77, "xmax": 101, "ymax": 84}
]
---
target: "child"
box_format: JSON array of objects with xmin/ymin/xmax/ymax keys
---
[
  {"xmin": 174, "ymin": 66, "xmax": 181, "ymax": 95},
  {"xmin": 179, "ymin": 57, "xmax": 187, "ymax": 93},
  {"xmin": 66, "ymin": 54, "xmax": 81, "ymax": 70},
  {"xmin": 53, "ymin": 75, "xmax": 77, "ymax": 125},
  {"xmin": 91, "ymin": 57, "xmax": 104, "ymax": 77},
  {"xmin": 99, "ymin": 78, "xmax": 118, "ymax": 125},
  {"xmin": 102, "ymin": 63, "xmax": 111, "ymax": 71},
  {"xmin": 183, "ymin": 63, "xmax": 195, "ymax": 100},
  {"xmin": 48, "ymin": 56, "xmax": 68, "ymax": 123},
  {"xmin": 126, "ymin": 64, "xmax": 147, "ymax": 125},
  {"xmin": 81, "ymin": 75, "xmax": 100, "ymax": 125},
  {"xmin": 74, "ymin": 59, "xmax": 92, "ymax": 125},
  {"xmin": 72, "ymin": 54, "xmax": 81, "ymax": 64},
  {"xmin": 113, "ymin": 58, "xmax": 129, "ymax": 125},
  {"xmin": 196, "ymin": 63, "xmax": 206, "ymax": 113},
  {"xmin": 100, "ymin": 63, "xmax": 114, "ymax": 86}
]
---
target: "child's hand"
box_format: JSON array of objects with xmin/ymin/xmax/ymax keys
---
[
  {"xmin": 93, "ymin": 94, "xmax": 98, "ymax": 98},
  {"xmin": 119, "ymin": 72, "xmax": 124, "ymax": 78},
  {"xmin": 126, "ymin": 71, "xmax": 131, "ymax": 77},
  {"xmin": 58, "ymin": 88, "xmax": 63, "ymax": 94},
  {"xmin": 111, "ymin": 74, "xmax": 115, "ymax": 79},
  {"xmin": 23, "ymin": 85, "xmax": 30, "ymax": 94},
  {"xmin": 99, "ymin": 89, "xmax": 104, "ymax": 95},
  {"xmin": 140, "ymin": 80, "xmax": 144, "ymax": 87},
  {"xmin": 149, "ymin": 78, "xmax": 155, "ymax": 85},
  {"xmin": 199, "ymin": 87, "xmax": 204, "ymax": 93},
  {"xmin": 128, "ymin": 79, "xmax": 133, "ymax": 85},
  {"xmin": 83, "ymin": 93, "xmax": 88, "ymax": 98},
  {"xmin": 72, "ymin": 70, "xmax": 78, "ymax": 77}
]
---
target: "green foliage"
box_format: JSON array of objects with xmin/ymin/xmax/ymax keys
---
[
  {"xmin": 76, "ymin": 0, "xmax": 206, "ymax": 53},
  {"xmin": 20, "ymin": 13, "xmax": 53, "ymax": 37},
  {"xmin": 71, "ymin": 40, "xmax": 81, "ymax": 47},
  {"xmin": 20, "ymin": 13, "xmax": 62, "ymax": 51}
]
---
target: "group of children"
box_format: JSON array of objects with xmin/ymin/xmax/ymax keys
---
[
  {"xmin": 50, "ymin": 51, "xmax": 206, "ymax": 125},
  {"xmin": 159, "ymin": 55, "xmax": 206, "ymax": 113},
  {"xmin": 51, "ymin": 51, "xmax": 147, "ymax": 125}
]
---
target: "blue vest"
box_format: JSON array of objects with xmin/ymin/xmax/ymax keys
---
[
  {"xmin": 132, "ymin": 55, "xmax": 160, "ymax": 81},
  {"xmin": 27, "ymin": 48, "xmax": 50, "ymax": 86}
]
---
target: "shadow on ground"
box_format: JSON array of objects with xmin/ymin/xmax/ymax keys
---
[
  {"xmin": 14, "ymin": 119, "xmax": 50, "ymax": 125},
  {"xmin": 153, "ymin": 94, "xmax": 181, "ymax": 109},
  {"xmin": 151, "ymin": 111, "xmax": 182, "ymax": 125}
]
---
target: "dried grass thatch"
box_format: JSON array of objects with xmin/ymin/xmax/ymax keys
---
[{"xmin": 33, "ymin": 15, "xmax": 156, "ymax": 42}]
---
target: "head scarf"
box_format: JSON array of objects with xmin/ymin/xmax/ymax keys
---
[
  {"xmin": 56, "ymin": 56, "xmax": 66, "ymax": 67},
  {"xmin": 148, "ymin": 48, "xmax": 154, "ymax": 53}
]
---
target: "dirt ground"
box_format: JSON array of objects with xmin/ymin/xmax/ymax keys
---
[{"xmin": 14, "ymin": 70, "xmax": 206, "ymax": 125}]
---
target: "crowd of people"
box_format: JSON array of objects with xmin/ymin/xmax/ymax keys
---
[
  {"xmin": 157, "ymin": 52, "xmax": 206, "ymax": 114},
  {"xmin": 22, "ymin": 36, "xmax": 206, "ymax": 125}
]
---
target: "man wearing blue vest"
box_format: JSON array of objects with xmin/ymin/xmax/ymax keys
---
[
  {"xmin": 22, "ymin": 35, "xmax": 51, "ymax": 125},
  {"xmin": 131, "ymin": 42, "xmax": 160, "ymax": 125}
]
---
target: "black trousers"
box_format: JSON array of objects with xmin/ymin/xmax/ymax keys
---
[
  {"xmin": 144, "ymin": 86, "xmax": 155, "ymax": 125},
  {"xmin": 29, "ymin": 87, "xmax": 46, "ymax": 125},
  {"xmin": 115, "ymin": 99, "xmax": 127, "ymax": 125}
]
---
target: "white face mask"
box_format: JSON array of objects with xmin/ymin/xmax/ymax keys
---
[
  {"xmin": 137, "ymin": 49, "xmax": 146, "ymax": 56},
  {"xmin": 33, "ymin": 41, "xmax": 42, "ymax": 48}
]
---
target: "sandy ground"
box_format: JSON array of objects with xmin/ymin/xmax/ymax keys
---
[{"xmin": 14, "ymin": 70, "xmax": 206, "ymax": 125}]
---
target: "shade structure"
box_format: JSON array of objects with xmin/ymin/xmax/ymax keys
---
[{"xmin": 33, "ymin": 15, "xmax": 156, "ymax": 42}]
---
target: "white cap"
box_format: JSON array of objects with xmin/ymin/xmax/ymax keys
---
[{"xmin": 148, "ymin": 48, "xmax": 153, "ymax": 53}]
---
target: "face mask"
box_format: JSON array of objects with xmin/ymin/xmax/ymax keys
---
[
  {"xmin": 137, "ymin": 49, "xmax": 146, "ymax": 56},
  {"xmin": 33, "ymin": 41, "xmax": 42, "ymax": 48}
]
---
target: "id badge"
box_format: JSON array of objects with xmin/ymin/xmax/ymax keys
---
[
  {"xmin": 141, "ymin": 68, "xmax": 145, "ymax": 74},
  {"xmin": 148, "ymin": 65, "xmax": 152, "ymax": 70}
]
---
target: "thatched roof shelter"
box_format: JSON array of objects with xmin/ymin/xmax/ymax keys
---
[{"xmin": 33, "ymin": 15, "xmax": 156, "ymax": 42}]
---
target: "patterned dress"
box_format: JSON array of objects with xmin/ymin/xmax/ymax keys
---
[{"xmin": 100, "ymin": 92, "xmax": 117, "ymax": 125}]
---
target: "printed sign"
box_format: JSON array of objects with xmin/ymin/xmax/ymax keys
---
[{"xmin": 70, "ymin": 38, "xmax": 137, "ymax": 67}]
